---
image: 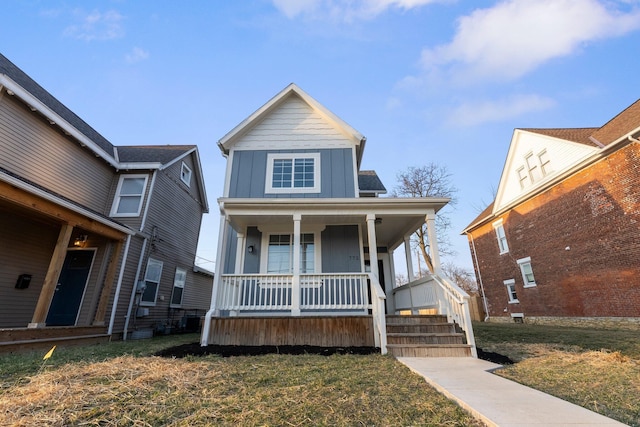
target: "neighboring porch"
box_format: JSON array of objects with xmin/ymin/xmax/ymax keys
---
[
  {"xmin": 202, "ymin": 197, "xmax": 477, "ymax": 357},
  {"xmin": 0, "ymin": 174, "xmax": 132, "ymax": 353}
]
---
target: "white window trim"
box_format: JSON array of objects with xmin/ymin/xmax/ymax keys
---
[
  {"xmin": 517, "ymin": 257, "xmax": 537, "ymax": 288},
  {"xmin": 140, "ymin": 258, "xmax": 163, "ymax": 306},
  {"xmin": 181, "ymin": 162, "xmax": 192, "ymax": 187},
  {"xmin": 170, "ymin": 267, "xmax": 187, "ymax": 308},
  {"xmin": 110, "ymin": 174, "xmax": 149, "ymax": 217},
  {"xmin": 259, "ymin": 229, "xmax": 322, "ymax": 274},
  {"xmin": 504, "ymin": 279, "xmax": 519, "ymax": 303},
  {"xmin": 265, "ymin": 153, "xmax": 321, "ymax": 194},
  {"xmin": 492, "ymin": 219, "xmax": 509, "ymax": 254}
]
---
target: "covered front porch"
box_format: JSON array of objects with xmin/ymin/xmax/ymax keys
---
[
  {"xmin": 0, "ymin": 174, "xmax": 132, "ymax": 353},
  {"xmin": 201, "ymin": 197, "xmax": 476, "ymax": 356}
]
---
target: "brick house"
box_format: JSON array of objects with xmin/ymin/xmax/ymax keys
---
[{"xmin": 462, "ymin": 99, "xmax": 640, "ymax": 326}]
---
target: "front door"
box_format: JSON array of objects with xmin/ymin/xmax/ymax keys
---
[{"xmin": 46, "ymin": 249, "xmax": 95, "ymax": 326}]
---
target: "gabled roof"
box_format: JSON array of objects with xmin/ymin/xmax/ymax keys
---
[
  {"xmin": 218, "ymin": 83, "xmax": 367, "ymax": 165},
  {"xmin": 0, "ymin": 53, "xmax": 116, "ymax": 160},
  {"xmin": 358, "ymin": 170, "xmax": 387, "ymax": 195},
  {"xmin": 463, "ymin": 98, "xmax": 640, "ymax": 234},
  {"xmin": 116, "ymin": 145, "xmax": 209, "ymax": 213}
]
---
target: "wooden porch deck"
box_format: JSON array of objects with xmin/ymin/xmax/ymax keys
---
[{"xmin": 0, "ymin": 326, "xmax": 110, "ymax": 354}]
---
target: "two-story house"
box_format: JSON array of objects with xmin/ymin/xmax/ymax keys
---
[
  {"xmin": 201, "ymin": 84, "xmax": 477, "ymax": 357},
  {"xmin": 0, "ymin": 53, "xmax": 211, "ymax": 352},
  {"xmin": 462, "ymin": 99, "xmax": 640, "ymax": 328}
]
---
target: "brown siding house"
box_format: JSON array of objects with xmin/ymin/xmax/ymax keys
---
[{"xmin": 0, "ymin": 53, "xmax": 212, "ymax": 351}]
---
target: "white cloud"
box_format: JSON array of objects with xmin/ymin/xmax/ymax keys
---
[
  {"xmin": 64, "ymin": 9, "xmax": 125, "ymax": 41},
  {"xmin": 446, "ymin": 94, "xmax": 555, "ymax": 127},
  {"xmin": 421, "ymin": 0, "xmax": 640, "ymax": 84},
  {"xmin": 271, "ymin": 0, "xmax": 440, "ymax": 20},
  {"xmin": 125, "ymin": 47, "xmax": 150, "ymax": 64}
]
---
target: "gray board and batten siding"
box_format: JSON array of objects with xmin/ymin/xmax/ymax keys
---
[
  {"xmin": 228, "ymin": 149, "xmax": 355, "ymax": 198},
  {"xmin": 224, "ymin": 225, "xmax": 362, "ymax": 275}
]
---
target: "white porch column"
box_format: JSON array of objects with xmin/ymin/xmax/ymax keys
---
[
  {"xmin": 201, "ymin": 211, "xmax": 230, "ymax": 346},
  {"xmin": 366, "ymin": 214, "xmax": 380, "ymax": 280},
  {"xmin": 404, "ymin": 235, "xmax": 415, "ymax": 282},
  {"xmin": 291, "ymin": 213, "xmax": 301, "ymax": 316},
  {"xmin": 234, "ymin": 231, "xmax": 245, "ymax": 274},
  {"xmin": 425, "ymin": 211, "xmax": 441, "ymax": 274}
]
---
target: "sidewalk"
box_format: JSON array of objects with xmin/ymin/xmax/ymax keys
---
[{"xmin": 397, "ymin": 357, "xmax": 628, "ymax": 427}]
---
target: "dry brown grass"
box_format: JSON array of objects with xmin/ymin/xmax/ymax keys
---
[
  {"xmin": 1, "ymin": 353, "xmax": 483, "ymax": 426},
  {"xmin": 497, "ymin": 350, "xmax": 640, "ymax": 426}
]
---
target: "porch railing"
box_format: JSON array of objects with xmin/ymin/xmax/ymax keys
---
[
  {"xmin": 393, "ymin": 273, "xmax": 477, "ymax": 358},
  {"xmin": 214, "ymin": 273, "xmax": 387, "ymax": 354}
]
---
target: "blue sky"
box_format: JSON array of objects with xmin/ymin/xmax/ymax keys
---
[{"xmin": 2, "ymin": 0, "xmax": 640, "ymax": 273}]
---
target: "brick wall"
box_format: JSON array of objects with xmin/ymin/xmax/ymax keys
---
[{"xmin": 469, "ymin": 143, "xmax": 640, "ymax": 320}]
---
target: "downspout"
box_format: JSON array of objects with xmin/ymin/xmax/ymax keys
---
[
  {"xmin": 469, "ymin": 233, "xmax": 490, "ymax": 321},
  {"xmin": 108, "ymin": 235, "xmax": 132, "ymax": 335},
  {"xmin": 122, "ymin": 170, "xmax": 157, "ymax": 340}
]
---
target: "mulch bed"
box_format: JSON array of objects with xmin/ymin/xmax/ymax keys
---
[
  {"xmin": 155, "ymin": 343, "xmax": 379, "ymax": 358},
  {"xmin": 156, "ymin": 342, "xmax": 514, "ymax": 365}
]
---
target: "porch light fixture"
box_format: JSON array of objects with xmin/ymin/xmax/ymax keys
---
[
  {"xmin": 73, "ymin": 235, "xmax": 88, "ymax": 247},
  {"xmin": 248, "ymin": 245, "xmax": 255, "ymax": 253}
]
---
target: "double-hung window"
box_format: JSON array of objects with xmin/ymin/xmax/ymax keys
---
[
  {"xmin": 265, "ymin": 153, "xmax": 320, "ymax": 193},
  {"xmin": 141, "ymin": 258, "xmax": 163, "ymax": 305},
  {"xmin": 493, "ymin": 220, "xmax": 509, "ymax": 254},
  {"xmin": 170, "ymin": 267, "xmax": 187, "ymax": 307},
  {"xmin": 111, "ymin": 174, "xmax": 148, "ymax": 217},
  {"xmin": 266, "ymin": 233, "xmax": 316, "ymax": 273},
  {"xmin": 517, "ymin": 257, "xmax": 536, "ymax": 287},
  {"xmin": 504, "ymin": 279, "xmax": 518, "ymax": 303}
]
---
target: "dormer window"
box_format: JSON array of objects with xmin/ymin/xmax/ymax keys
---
[
  {"xmin": 181, "ymin": 162, "xmax": 192, "ymax": 187},
  {"xmin": 265, "ymin": 153, "xmax": 320, "ymax": 193}
]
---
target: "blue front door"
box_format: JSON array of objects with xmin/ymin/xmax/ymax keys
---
[{"xmin": 46, "ymin": 249, "xmax": 94, "ymax": 326}]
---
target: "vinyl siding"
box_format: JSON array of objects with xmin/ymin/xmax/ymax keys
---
[
  {"xmin": 0, "ymin": 94, "xmax": 115, "ymax": 214},
  {"xmin": 0, "ymin": 211, "xmax": 58, "ymax": 328},
  {"xmin": 228, "ymin": 148, "xmax": 355, "ymax": 198}
]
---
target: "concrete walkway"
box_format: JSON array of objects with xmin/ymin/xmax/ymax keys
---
[{"xmin": 397, "ymin": 357, "xmax": 628, "ymax": 427}]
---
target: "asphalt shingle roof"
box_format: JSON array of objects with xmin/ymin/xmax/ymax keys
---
[{"xmin": 358, "ymin": 170, "xmax": 387, "ymax": 193}]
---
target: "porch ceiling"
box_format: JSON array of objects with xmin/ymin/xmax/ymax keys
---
[{"xmin": 220, "ymin": 197, "xmax": 449, "ymax": 250}]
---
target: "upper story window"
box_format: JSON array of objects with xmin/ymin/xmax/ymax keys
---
[
  {"xmin": 111, "ymin": 174, "xmax": 148, "ymax": 217},
  {"xmin": 265, "ymin": 153, "xmax": 320, "ymax": 194},
  {"xmin": 517, "ymin": 257, "xmax": 537, "ymax": 287},
  {"xmin": 181, "ymin": 162, "xmax": 192, "ymax": 187},
  {"xmin": 517, "ymin": 150, "xmax": 552, "ymax": 189},
  {"xmin": 493, "ymin": 219, "xmax": 509, "ymax": 254}
]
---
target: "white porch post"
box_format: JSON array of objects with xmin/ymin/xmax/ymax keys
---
[
  {"xmin": 404, "ymin": 235, "xmax": 415, "ymax": 282},
  {"xmin": 291, "ymin": 213, "xmax": 301, "ymax": 316},
  {"xmin": 366, "ymin": 214, "xmax": 379, "ymax": 280},
  {"xmin": 234, "ymin": 231, "xmax": 245, "ymax": 274},
  {"xmin": 425, "ymin": 211, "xmax": 441, "ymax": 274},
  {"xmin": 201, "ymin": 211, "xmax": 230, "ymax": 346}
]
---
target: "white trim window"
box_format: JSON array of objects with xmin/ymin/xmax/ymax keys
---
[
  {"xmin": 262, "ymin": 232, "xmax": 318, "ymax": 274},
  {"xmin": 265, "ymin": 153, "xmax": 321, "ymax": 194},
  {"xmin": 181, "ymin": 162, "xmax": 192, "ymax": 187},
  {"xmin": 170, "ymin": 267, "xmax": 187, "ymax": 307},
  {"xmin": 493, "ymin": 220, "xmax": 509, "ymax": 254},
  {"xmin": 504, "ymin": 279, "xmax": 518, "ymax": 303},
  {"xmin": 141, "ymin": 258, "xmax": 163, "ymax": 305},
  {"xmin": 517, "ymin": 257, "xmax": 537, "ymax": 287},
  {"xmin": 111, "ymin": 174, "xmax": 148, "ymax": 217}
]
